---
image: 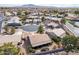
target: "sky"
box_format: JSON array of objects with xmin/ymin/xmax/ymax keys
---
[{"xmin": 0, "ymin": 0, "xmax": 79, "ymax": 7}]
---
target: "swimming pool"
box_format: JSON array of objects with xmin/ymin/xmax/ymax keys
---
[{"xmin": 22, "ymin": 24, "xmax": 39, "ymax": 32}]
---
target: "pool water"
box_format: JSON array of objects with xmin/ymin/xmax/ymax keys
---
[{"xmin": 22, "ymin": 24, "xmax": 39, "ymax": 32}]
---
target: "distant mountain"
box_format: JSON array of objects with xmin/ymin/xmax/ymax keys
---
[
  {"xmin": 0, "ymin": 4, "xmax": 79, "ymax": 8},
  {"xmin": 23, "ymin": 4, "xmax": 37, "ymax": 6},
  {"xmin": 21, "ymin": 4, "xmax": 57, "ymax": 8},
  {"xmin": 22, "ymin": 4, "xmax": 40, "ymax": 8},
  {"xmin": 0, "ymin": 4, "xmax": 47, "ymax": 8},
  {"xmin": 22, "ymin": 4, "xmax": 79, "ymax": 8}
]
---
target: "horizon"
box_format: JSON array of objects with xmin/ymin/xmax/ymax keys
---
[{"xmin": 1, "ymin": 4, "xmax": 79, "ymax": 7}]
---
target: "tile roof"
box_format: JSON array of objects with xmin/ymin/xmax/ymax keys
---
[{"xmin": 29, "ymin": 34, "xmax": 52, "ymax": 47}]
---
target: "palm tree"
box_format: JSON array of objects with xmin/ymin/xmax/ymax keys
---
[
  {"xmin": 0, "ymin": 42, "xmax": 20, "ymax": 55},
  {"xmin": 37, "ymin": 25, "xmax": 44, "ymax": 34}
]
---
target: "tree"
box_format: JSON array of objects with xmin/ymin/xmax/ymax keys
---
[
  {"xmin": 62, "ymin": 35, "xmax": 78, "ymax": 54},
  {"xmin": 17, "ymin": 11, "xmax": 21, "ymax": 16},
  {"xmin": 24, "ymin": 11, "xmax": 30, "ymax": 15},
  {"xmin": 10, "ymin": 27, "xmax": 15, "ymax": 34},
  {"xmin": 0, "ymin": 42, "xmax": 20, "ymax": 55},
  {"xmin": 74, "ymin": 11, "xmax": 79, "ymax": 15},
  {"xmin": 52, "ymin": 37, "xmax": 61, "ymax": 43},
  {"xmin": 43, "ymin": 10, "xmax": 47, "ymax": 16},
  {"xmin": 20, "ymin": 16, "xmax": 27, "ymax": 24},
  {"xmin": 4, "ymin": 26, "xmax": 15, "ymax": 35},
  {"xmin": 59, "ymin": 12, "xmax": 65, "ymax": 15},
  {"xmin": 64, "ymin": 13, "xmax": 68, "ymax": 17},
  {"xmin": 37, "ymin": 25, "xmax": 44, "ymax": 34},
  {"xmin": 61, "ymin": 18, "xmax": 67, "ymax": 24},
  {"xmin": 4, "ymin": 25, "xmax": 9, "ymax": 33},
  {"xmin": 41, "ymin": 17, "xmax": 45, "ymax": 22},
  {"xmin": 27, "ymin": 46, "xmax": 35, "ymax": 53},
  {"xmin": 53, "ymin": 10, "xmax": 58, "ymax": 14}
]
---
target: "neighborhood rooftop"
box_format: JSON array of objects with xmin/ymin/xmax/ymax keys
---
[{"xmin": 28, "ymin": 34, "xmax": 52, "ymax": 47}]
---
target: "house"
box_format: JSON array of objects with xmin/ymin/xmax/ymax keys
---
[
  {"xmin": 45, "ymin": 16, "xmax": 62, "ymax": 22},
  {"xmin": 26, "ymin": 19, "xmax": 41, "ymax": 24},
  {"xmin": 5, "ymin": 11, "xmax": 12, "ymax": 16},
  {"xmin": 50, "ymin": 17, "xmax": 62, "ymax": 22},
  {"xmin": 46, "ymin": 28, "xmax": 66, "ymax": 38},
  {"xmin": 65, "ymin": 22, "xmax": 79, "ymax": 37},
  {"xmin": 30, "ymin": 12, "xmax": 43, "ymax": 16},
  {"xmin": 71, "ymin": 18, "xmax": 79, "ymax": 21},
  {"xmin": 28, "ymin": 34, "xmax": 52, "ymax": 48},
  {"xmin": 0, "ymin": 16, "xmax": 4, "ymax": 33},
  {"xmin": 7, "ymin": 16, "xmax": 22, "ymax": 27},
  {"xmin": 28, "ymin": 15, "xmax": 38, "ymax": 19},
  {"xmin": 71, "ymin": 19, "xmax": 79, "ymax": 27},
  {"xmin": 74, "ymin": 22, "xmax": 79, "ymax": 27},
  {"xmin": 46, "ymin": 22, "xmax": 59, "ymax": 28},
  {"xmin": 26, "ymin": 19, "xmax": 32, "ymax": 24},
  {"xmin": 12, "ymin": 11, "xmax": 17, "ymax": 16},
  {"xmin": 0, "ymin": 29, "xmax": 22, "ymax": 46},
  {"xmin": 28, "ymin": 13, "xmax": 42, "ymax": 19},
  {"xmin": 30, "ymin": 13, "xmax": 38, "ymax": 16},
  {"xmin": 57, "ymin": 14, "xmax": 64, "ymax": 18},
  {"xmin": 33, "ymin": 19, "xmax": 41, "ymax": 24},
  {"xmin": 65, "ymin": 13, "xmax": 78, "ymax": 20}
]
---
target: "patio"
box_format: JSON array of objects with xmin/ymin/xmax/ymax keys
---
[{"xmin": 31, "ymin": 41, "xmax": 63, "ymax": 54}]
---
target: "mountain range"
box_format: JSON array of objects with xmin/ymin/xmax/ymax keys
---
[{"xmin": 0, "ymin": 4, "xmax": 79, "ymax": 8}]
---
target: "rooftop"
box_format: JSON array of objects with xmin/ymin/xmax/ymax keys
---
[
  {"xmin": 65, "ymin": 22, "xmax": 79, "ymax": 37},
  {"xmin": 46, "ymin": 28, "xmax": 66, "ymax": 38},
  {"xmin": 29, "ymin": 34, "xmax": 52, "ymax": 47},
  {"xmin": 46, "ymin": 22, "xmax": 58, "ymax": 27},
  {"xmin": 52, "ymin": 28, "xmax": 65, "ymax": 36},
  {"xmin": 0, "ymin": 30, "xmax": 22, "ymax": 46},
  {"xmin": 8, "ymin": 16, "xmax": 20, "ymax": 23}
]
